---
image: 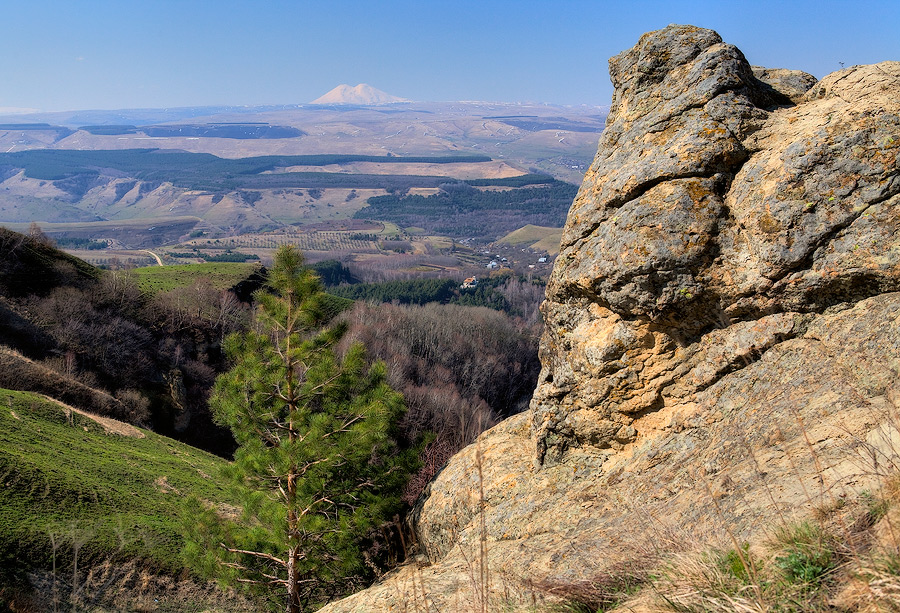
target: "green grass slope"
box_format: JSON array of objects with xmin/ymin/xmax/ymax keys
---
[
  {"xmin": 132, "ymin": 261, "xmax": 261, "ymax": 293},
  {"xmin": 498, "ymin": 224, "xmax": 563, "ymax": 254},
  {"xmin": 0, "ymin": 388, "xmax": 238, "ymax": 577},
  {"xmin": 497, "ymin": 224, "xmax": 562, "ymax": 246}
]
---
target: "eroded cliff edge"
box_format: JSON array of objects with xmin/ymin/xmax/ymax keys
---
[{"xmin": 322, "ymin": 25, "xmax": 900, "ymax": 612}]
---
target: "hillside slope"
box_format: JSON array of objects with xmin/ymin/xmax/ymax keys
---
[
  {"xmin": 0, "ymin": 389, "xmax": 256, "ymax": 611},
  {"xmin": 321, "ymin": 26, "xmax": 900, "ymax": 611}
]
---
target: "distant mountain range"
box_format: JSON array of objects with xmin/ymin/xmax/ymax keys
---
[{"xmin": 311, "ymin": 84, "xmax": 410, "ymax": 105}]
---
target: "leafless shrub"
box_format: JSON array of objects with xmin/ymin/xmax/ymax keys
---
[
  {"xmin": 533, "ymin": 558, "xmax": 654, "ymax": 611},
  {"xmin": 339, "ymin": 301, "xmax": 538, "ymax": 501},
  {"xmin": 114, "ymin": 389, "xmax": 151, "ymax": 425}
]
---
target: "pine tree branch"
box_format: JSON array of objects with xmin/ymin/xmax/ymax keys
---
[
  {"xmin": 220, "ymin": 544, "xmax": 288, "ymax": 567},
  {"xmin": 322, "ymin": 414, "xmax": 366, "ymax": 438},
  {"xmin": 243, "ymin": 396, "xmax": 281, "ymax": 446},
  {"xmin": 304, "ymin": 372, "xmax": 346, "ymax": 396},
  {"xmin": 235, "ymin": 576, "xmax": 287, "ymax": 586},
  {"xmin": 299, "ymin": 457, "xmax": 330, "ymax": 475}
]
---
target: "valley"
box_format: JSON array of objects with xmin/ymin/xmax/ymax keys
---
[{"xmin": 0, "ymin": 102, "xmax": 599, "ymax": 279}]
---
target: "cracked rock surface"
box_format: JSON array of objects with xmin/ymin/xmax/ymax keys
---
[
  {"xmin": 321, "ymin": 25, "xmax": 900, "ymax": 612},
  {"xmin": 533, "ymin": 26, "xmax": 900, "ymax": 463}
]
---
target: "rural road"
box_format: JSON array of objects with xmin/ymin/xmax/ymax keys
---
[{"xmin": 142, "ymin": 250, "xmax": 164, "ymax": 266}]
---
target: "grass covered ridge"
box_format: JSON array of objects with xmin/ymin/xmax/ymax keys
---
[
  {"xmin": 0, "ymin": 388, "xmax": 238, "ymax": 577},
  {"xmin": 498, "ymin": 224, "xmax": 563, "ymax": 253}
]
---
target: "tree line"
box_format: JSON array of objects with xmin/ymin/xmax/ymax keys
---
[
  {"xmin": 0, "ymin": 149, "xmax": 490, "ymax": 184},
  {"xmin": 326, "ymin": 270, "xmax": 546, "ymax": 322}
]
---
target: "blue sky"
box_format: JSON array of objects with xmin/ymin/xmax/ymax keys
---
[{"xmin": 2, "ymin": 0, "xmax": 898, "ymax": 112}]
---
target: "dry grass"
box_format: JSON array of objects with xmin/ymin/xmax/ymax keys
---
[
  {"xmin": 339, "ymin": 394, "xmax": 900, "ymax": 613},
  {"xmin": 42, "ymin": 394, "xmax": 145, "ymax": 438},
  {"xmin": 23, "ymin": 559, "xmax": 259, "ymax": 613},
  {"xmin": 281, "ymin": 160, "xmax": 523, "ymax": 179},
  {"xmin": 532, "ymin": 559, "xmax": 653, "ymax": 612}
]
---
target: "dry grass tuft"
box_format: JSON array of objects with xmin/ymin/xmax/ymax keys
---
[{"xmin": 531, "ymin": 558, "xmax": 655, "ymax": 611}]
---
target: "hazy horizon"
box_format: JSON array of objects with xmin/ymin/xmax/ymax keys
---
[{"xmin": 3, "ymin": 0, "xmax": 899, "ymax": 114}]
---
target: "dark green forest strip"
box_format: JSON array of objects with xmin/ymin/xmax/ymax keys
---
[
  {"xmin": 0, "ymin": 149, "xmax": 496, "ymax": 192},
  {"xmin": 0, "ymin": 149, "xmax": 492, "ymax": 181},
  {"xmin": 328, "ymin": 274, "xmax": 541, "ymax": 315},
  {"xmin": 185, "ymin": 171, "xmax": 456, "ymax": 192},
  {"xmin": 330, "ymin": 278, "xmax": 459, "ymax": 305},
  {"xmin": 78, "ymin": 125, "xmax": 138, "ymax": 135},
  {"xmin": 493, "ymin": 117, "xmax": 603, "ymax": 132},
  {"xmin": 463, "ymin": 173, "xmax": 556, "ymax": 187},
  {"xmin": 142, "ymin": 124, "xmax": 304, "ymax": 139},
  {"xmin": 355, "ymin": 180, "xmax": 578, "ymax": 239}
]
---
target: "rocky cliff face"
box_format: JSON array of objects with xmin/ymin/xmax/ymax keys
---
[
  {"xmin": 533, "ymin": 25, "xmax": 899, "ymax": 466},
  {"xmin": 321, "ymin": 25, "xmax": 900, "ymax": 612}
]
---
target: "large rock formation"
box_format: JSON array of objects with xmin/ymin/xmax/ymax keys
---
[{"xmin": 321, "ymin": 25, "xmax": 900, "ymax": 612}]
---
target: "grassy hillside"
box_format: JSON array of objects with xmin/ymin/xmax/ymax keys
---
[
  {"xmin": 530, "ymin": 231, "xmax": 563, "ymax": 255},
  {"xmin": 132, "ymin": 261, "xmax": 262, "ymax": 293},
  {"xmin": 498, "ymin": 224, "xmax": 563, "ymax": 248},
  {"xmin": 0, "ymin": 229, "xmax": 264, "ymax": 455},
  {"xmin": 0, "ymin": 227, "xmax": 100, "ymax": 297},
  {"xmin": 0, "ymin": 389, "xmax": 252, "ymax": 609},
  {"xmin": 0, "ymin": 389, "xmax": 236, "ymax": 568}
]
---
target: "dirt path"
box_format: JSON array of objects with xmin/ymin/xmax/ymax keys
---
[
  {"xmin": 142, "ymin": 249, "xmax": 164, "ymax": 266},
  {"xmin": 40, "ymin": 394, "xmax": 145, "ymax": 438}
]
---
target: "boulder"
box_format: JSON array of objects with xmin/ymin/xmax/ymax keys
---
[
  {"xmin": 533, "ymin": 27, "xmax": 900, "ymax": 464},
  {"xmin": 321, "ymin": 25, "xmax": 900, "ymax": 612}
]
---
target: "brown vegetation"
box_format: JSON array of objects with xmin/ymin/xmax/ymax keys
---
[
  {"xmin": 340, "ymin": 301, "xmax": 540, "ymax": 502},
  {"xmin": 16, "ymin": 560, "xmax": 258, "ymax": 613},
  {"xmin": 0, "ymin": 228, "xmax": 254, "ymax": 453}
]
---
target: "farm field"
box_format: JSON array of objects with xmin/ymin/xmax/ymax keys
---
[
  {"xmin": 1, "ymin": 216, "xmax": 203, "ymax": 249},
  {"xmin": 498, "ymin": 224, "xmax": 564, "ymax": 254},
  {"xmin": 184, "ymin": 231, "xmax": 378, "ymax": 253}
]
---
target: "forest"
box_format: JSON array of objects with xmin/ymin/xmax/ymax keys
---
[
  {"xmin": 355, "ymin": 179, "xmax": 578, "ymax": 238},
  {"xmin": 327, "ymin": 272, "xmax": 546, "ymax": 320},
  {"xmin": 0, "ymin": 149, "xmax": 491, "ymax": 181},
  {"xmin": 0, "ymin": 149, "xmax": 521, "ymax": 197},
  {"xmin": 142, "ymin": 123, "xmax": 305, "ymax": 139}
]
